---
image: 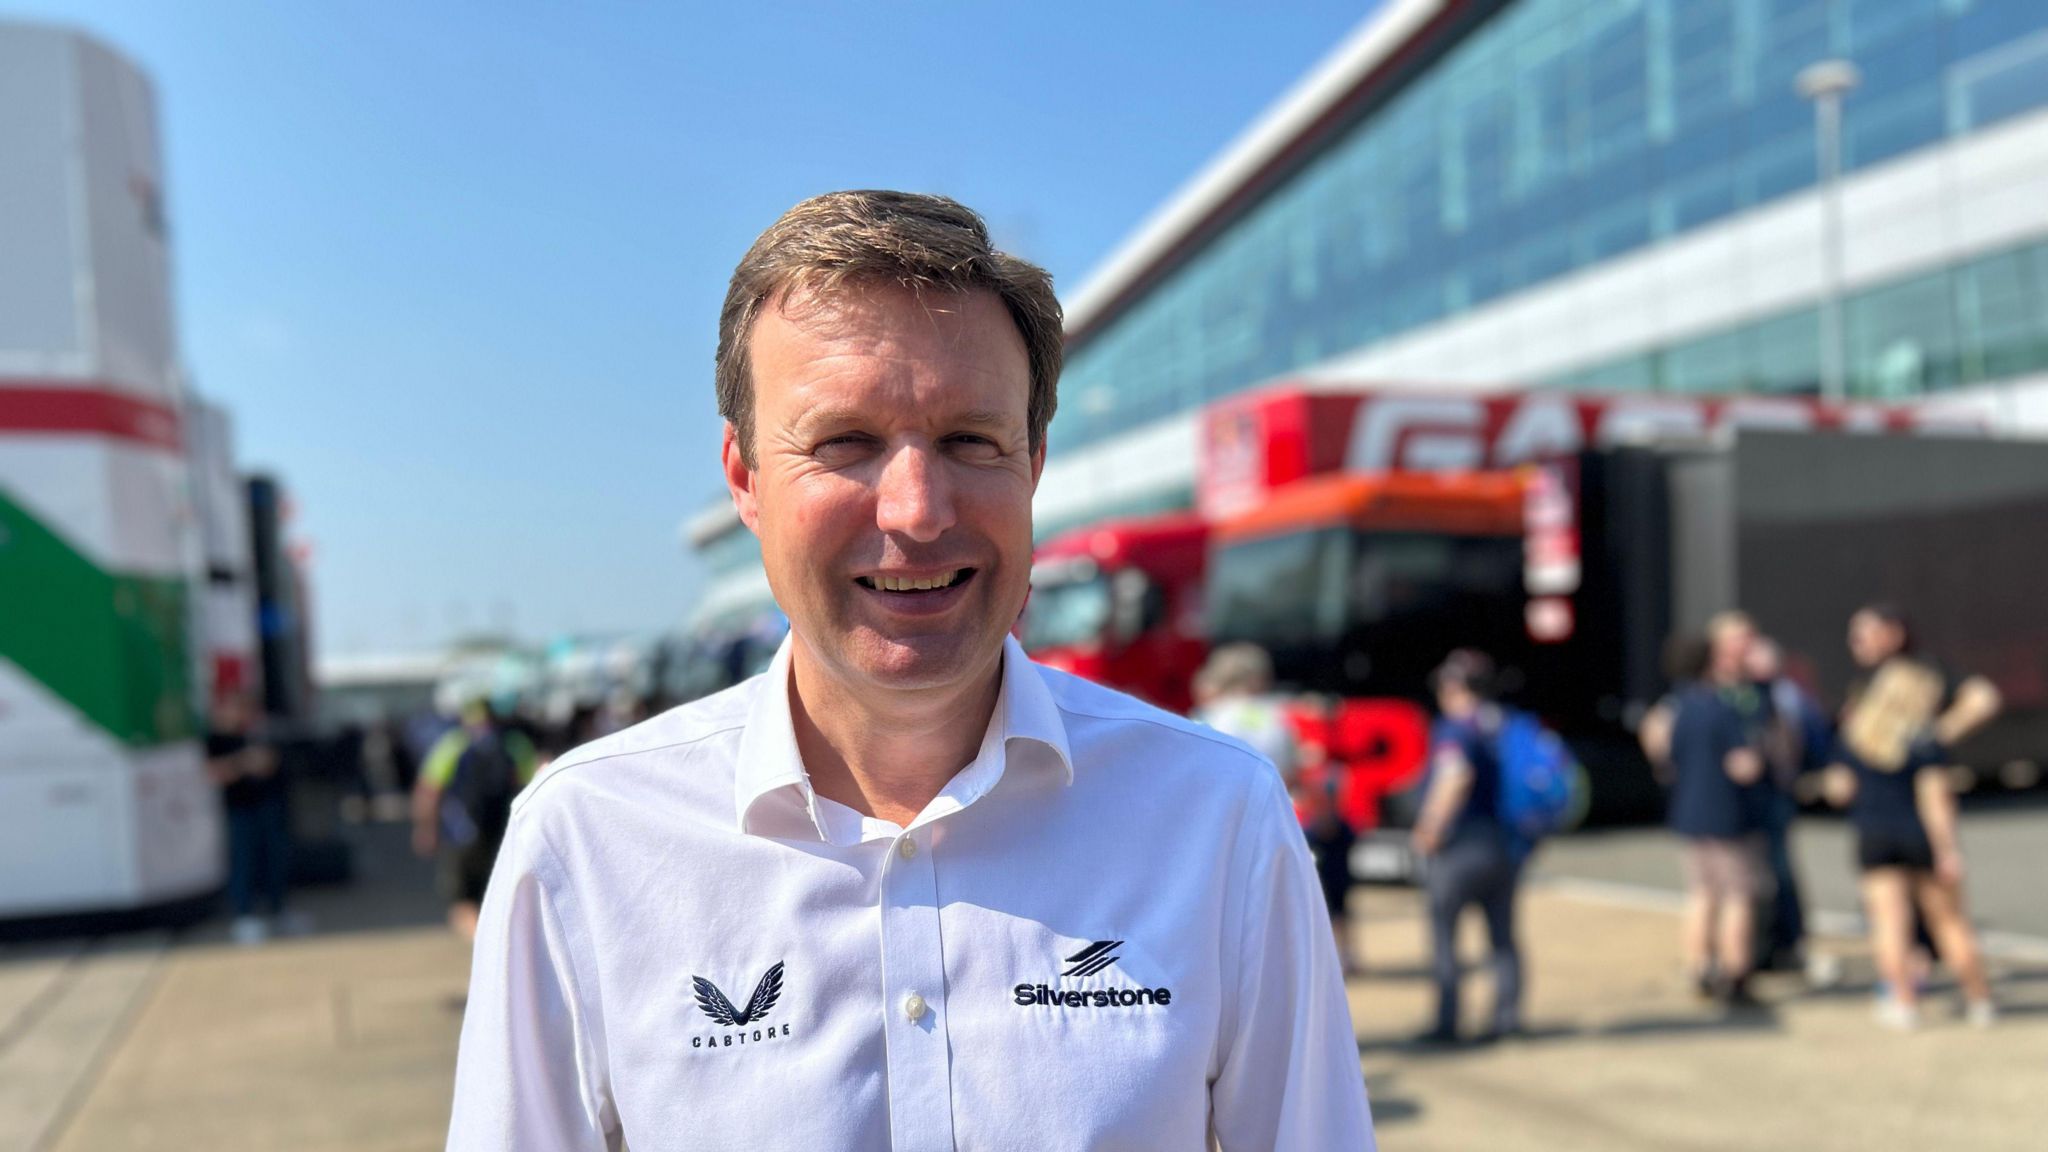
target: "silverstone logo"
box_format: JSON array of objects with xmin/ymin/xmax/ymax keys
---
[
  {"xmin": 1015, "ymin": 941, "xmax": 1173, "ymax": 1009},
  {"xmin": 691, "ymin": 961, "xmax": 793, "ymax": 1049},
  {"xmin": 1061, "ymin": 940, "xmax": 1123, "ymax": 978}
]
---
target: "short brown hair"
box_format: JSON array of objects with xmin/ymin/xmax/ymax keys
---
[{"xmin": 715, "ymin": 190, "xmax": 1063, "ymax": 468}]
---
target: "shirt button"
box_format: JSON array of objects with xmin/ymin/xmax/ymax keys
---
[
  {"xmin": 903, "ymin": 992, "xmax": 927, "ymax": 1022},
  {"xmin": 897, "ymin": 837, "xmax": 918, "ymax": 861}
]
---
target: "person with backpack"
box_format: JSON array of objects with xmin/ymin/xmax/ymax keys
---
[
  {"xmin": 1411, "ymin": 649, "xmax": 1574, "ymax": 1045},
  {"xmin": 413, "ymin": 699, "xmax": 539, "ymax": 941}
]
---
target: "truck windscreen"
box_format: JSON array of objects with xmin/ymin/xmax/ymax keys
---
[
  {"xmin": 1209, "ymin": 528, "xmax": 1526, "ymax": 695},
  {"xmin": 1205, "ymin": 528, "xmax": 1352, "ymax": 648},
  {"xmin": 1020, "ymin": 572, "xmax": 1113, "ymax": 652}
]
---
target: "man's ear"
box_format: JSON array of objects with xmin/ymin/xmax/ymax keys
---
[
  {"xmin": 1029, "ymin": 437, "xmax": 1046, "ymax": 493},
  {"xmin": 722, "ymin": 423, "xmax": 761, "ymax": 533}
]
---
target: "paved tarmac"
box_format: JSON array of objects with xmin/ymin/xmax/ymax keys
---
[
  {"xmin": 1350, "ymin": 885, "xmax": 2048, "ymax": 1151},
  {"xmin": 4, "ymin": 816, "xmax": 2044, "ymax": 1151},
  {"xmin": 1535, "ymin": 793, "xmax": 2048, "ymax": 945}
]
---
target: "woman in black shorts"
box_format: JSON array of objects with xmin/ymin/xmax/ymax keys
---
[{"xmin": 1825, "ymin": 605, "xmax": 2000, "ymax": 1030}]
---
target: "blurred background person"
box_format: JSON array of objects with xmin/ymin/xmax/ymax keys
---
[
  {"xmin": 412, "ymin": 699, "xmax": 539, "ymax": 941},
  {"xmin": 1825, "ymin": 604, "xmax": 2001, "ymax": 1030},
  {"xmin": 1639, "ymin": 634, "xmax": 1709, "ymax": 789},
  {"xmin": 1411, "ymin": 649, "xmax": 1524, "ymax": 1044},
  {"xmin": 204, "ymin": 690, "xmax": 297, "ymax": 946},
  {"xmin": 1645, "ymin": 620, "xmax": 1769, "ymax": 1005},
  {"xmin": 1192, "ymin": 642, "xmax": 1300, "ymax": 787},
  {"xmin": 1743, "ymin": 635, "xmax": 1820, "ymax": 978},
  {"xmin": 1194, "ymin": 642, "xmax": 1358, "ymax": 975}
]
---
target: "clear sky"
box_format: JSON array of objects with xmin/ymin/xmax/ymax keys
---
[{"xmin": 12, "ymin": 0, "xmax": 1372, "ymax": 657}]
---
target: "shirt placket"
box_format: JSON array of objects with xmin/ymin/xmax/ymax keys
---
[{"xmin": 879, "ymin": 823, "xmax": 954, "ymax": 1150}]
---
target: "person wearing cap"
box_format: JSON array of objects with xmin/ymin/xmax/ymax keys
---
[{"xmin": 446, "ymin": 191, "xmax": 1374, "ymax": 1150}]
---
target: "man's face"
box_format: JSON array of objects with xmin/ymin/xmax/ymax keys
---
[
  {"xmin": 1744, "ymin": 639, "xmax": 1781, "ymax": 682},
  {"xmin": 1710, "ymin": 620, "xmax": 1754, "ymax": 677},
  {"xmin": 211, "ymin": 692, "xmax": 251, "ymax": 733},
  {"xmin": 1848, "ymin": 612, "xmax": 1899, "ymax": 668},
  {"xmin": 725, "ymin": 283, "xmax": 1042, "ymax": 696}
]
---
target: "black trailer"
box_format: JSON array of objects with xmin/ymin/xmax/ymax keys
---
[
  {"xmin": 1565, "ymin": 429, "xmax": 2048, "ymax": 819},
  {"xmin": 1210, "ymin": 426, "xmax": 2048, "ymax": 830}
]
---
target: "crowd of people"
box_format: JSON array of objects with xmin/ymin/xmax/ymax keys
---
[
  {"xmin": 1643, "ymin": 605, "xmax": 2002, "ymax": 1028},
  {"xmin": 199, "ymin": 682, "xmax": 655, "ymax": 948},
  {"xmin": 1190, "ymin": 599, "xmax": 2007, "ymax": 1045},
  {"xmin": 210, "ymin": 593, "xmax": 2005, "ymax": 1047}
]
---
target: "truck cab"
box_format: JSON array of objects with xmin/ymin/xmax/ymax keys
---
[
  {"xmin": 1206, "ymin": 471, "xmax": 1531, "ymax": 864},
  {"xmin": 1022, "ymin": 514, "xmax": 1209, "ymax": 714}
]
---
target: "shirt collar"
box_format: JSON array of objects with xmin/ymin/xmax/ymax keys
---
[{"xmin": 734, "ymin": 632, "xmax": 1074, "ymax": 840}]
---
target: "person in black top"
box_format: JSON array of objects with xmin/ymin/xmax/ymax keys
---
[
  {"xmin": 204, "ymin": 691, "xmax": 291, "ymax": 946},
  {"xmin": 1823, "ymin": 604, "xmax": 2001, "ymax": 1029},
  {"xmin": 1411, "ymin": 649, "xmax": 1522, "ymax": 1043}
]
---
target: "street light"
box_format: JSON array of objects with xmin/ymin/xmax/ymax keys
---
[{"xmin": 1798, "ymin": 59, "xmax": 1860, "ymax": 405}]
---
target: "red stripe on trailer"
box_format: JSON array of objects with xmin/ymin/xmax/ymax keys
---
[{"xmin": 0, "ymin": 382, "xmax": 184, "ymax": 452}]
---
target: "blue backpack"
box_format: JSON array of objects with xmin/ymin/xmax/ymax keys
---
[{"xmin": 1493, "ymin": 709, "xmax": 1585, "ymax": 854}]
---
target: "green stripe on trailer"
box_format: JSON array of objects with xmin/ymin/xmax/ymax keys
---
[{"xmin": 0, "ymin": 487, "xmax": 196, "ymax": 746}]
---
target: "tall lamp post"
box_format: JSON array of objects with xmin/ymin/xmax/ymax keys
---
[{"xmin": 1798, "ymin": 59, "xmax": 1860, "ymax": 405}]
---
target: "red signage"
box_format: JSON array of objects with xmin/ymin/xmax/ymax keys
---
[{"xmin": 1198, "ymin": 385, "xmax": 1982, "ymax": 518}]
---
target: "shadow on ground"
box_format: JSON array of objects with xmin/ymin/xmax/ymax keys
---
[
  {"xmin": 1358, "ymin": 1003, "xmax": 1784, "ymax": 1057},
  {"xmin": 1363, "ymin": 1072, "xmax": 1425, "ymax": 1125},
  {"xmin": 2, "ymin": 819, "xmax": 449, "ymax": 950}
]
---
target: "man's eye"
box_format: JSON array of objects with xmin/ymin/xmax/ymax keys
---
[{"xmin": 946, "ymin": 435, "xmax": 1001, "ymax": 456}]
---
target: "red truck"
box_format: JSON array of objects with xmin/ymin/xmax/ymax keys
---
[
  {"xmin": 1022, "ymin": 513, "xmax": 1209, "ymax": 715},
  {"xmin": 1204, "ymin": 468, "xmax": 1528, "ymax": 869},
  {"xmin": 1028, "ymin": 385, "xmax": 2034, "ymax": 878}
]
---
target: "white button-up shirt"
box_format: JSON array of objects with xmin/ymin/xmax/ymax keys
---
[{"xmin": 448, "ymin": 636, "xmax": 1374, "ymax": 1151}]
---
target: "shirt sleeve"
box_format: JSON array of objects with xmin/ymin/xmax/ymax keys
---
[
  {"xmin": 511, "ymin": 732, "xmax": 541, "ymax": 786},
  {"xmin": 421, "ymin": 732, "xmax": 465, "ymax": 790},
  {"xmin": 1210, "ymin": 771, "xmax": 1376, "ymax": 1151},
  {"xmin": 447, "ymin": 814, "xmax": 618, "ymax": 1151}
]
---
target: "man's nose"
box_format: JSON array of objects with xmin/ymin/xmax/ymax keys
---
[{"xmin": 874, "ymin": 441, "xmax": 956, "ymax": 544}]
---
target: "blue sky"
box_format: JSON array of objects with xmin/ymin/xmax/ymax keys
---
[{"xmin": 13, "ymin": 0, "xmax": 1372, "ymax": 656}]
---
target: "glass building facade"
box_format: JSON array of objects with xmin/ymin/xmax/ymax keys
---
[{"xmin": 1054, "ymin": 0, "xmax": 2048, "ymax": 453}]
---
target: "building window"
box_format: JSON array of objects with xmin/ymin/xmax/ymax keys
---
[
  {"xmin": 1545, "ymin": 238, "xmax": 2048, "ymax": 402},
  {"xmin": 1056, "ymin": 0, "xmax": 2048, "ymax": 458}
]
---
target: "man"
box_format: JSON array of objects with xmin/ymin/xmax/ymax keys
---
[
  {"xmin": 1192, "ymin": 643, "xmax": 1298, "ymax": 787},
  {"xmin": 1742, "ymin": 635, "xmax": 1818, "ymax": 974},
  {"xmin": 413, "ymin": 699, "xmax": 539, "ymax": 941},
  {"xmin": 1193, "ymin": 644, "xmax": 1363, "ymax": 975},
  {"xmin": 1648, "ymin": 613, "xmax": 1784, "ymax": 1005},
  {"xmin": 1410, "ymin": 650, "xmax": 1523, "ymax": 1045},
  {"xmin": 205, "ymin": 690, "xmax": 292, "ymax": 946},
  {"xmin": 447, "ymin": 191, "xmax": 1373, "ymax": 1150}
]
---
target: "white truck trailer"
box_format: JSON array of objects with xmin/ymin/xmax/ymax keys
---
[{"xmin": 0, "ymin": 20, "xmax": 226, "ymax": 919}]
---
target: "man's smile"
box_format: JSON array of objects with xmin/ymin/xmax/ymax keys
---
[
  {"xmin": 852, "ymin": 568, "xmax": 979, "ymax": 616},
  {"xmin": 854, "ymin": 567, "xmax": 974, "ymax": 593}
]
